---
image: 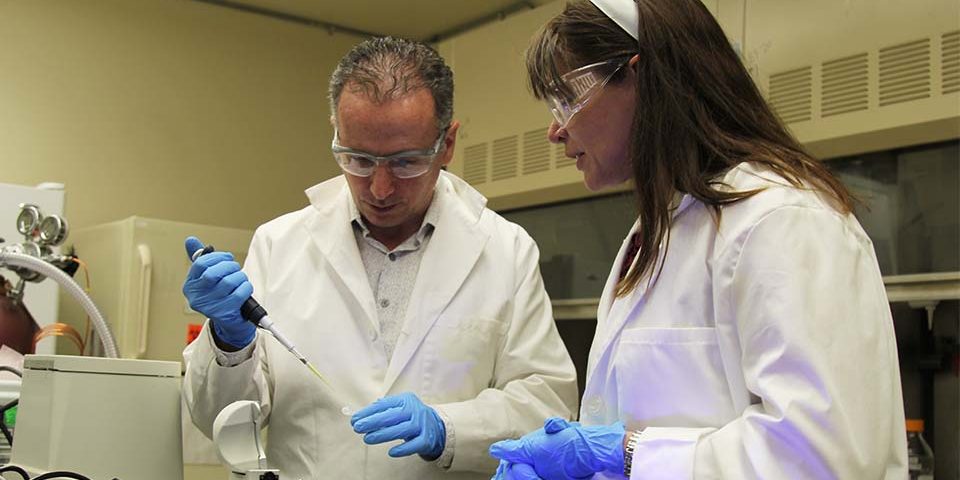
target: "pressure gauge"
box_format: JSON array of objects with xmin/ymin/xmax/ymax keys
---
[
  {"xmin": 5, "ymin": 241, "xmax": 45, "ymax": 282},
  {"xmin": 38, "ymin": 214, "xmax": 69, "ymax": 246},
  {"xmin": 16, "ymin": 204, "xmax": 42, "ymax": 236}
]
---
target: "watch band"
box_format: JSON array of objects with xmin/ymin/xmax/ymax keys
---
[{"xmin": 623, "ymin": 430, "xmax": 643, "ymax": 477}]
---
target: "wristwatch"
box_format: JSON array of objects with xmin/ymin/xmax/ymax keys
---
[{"xmin": 623, "ymin": 430, "xmax": 643, "ymax": 477}]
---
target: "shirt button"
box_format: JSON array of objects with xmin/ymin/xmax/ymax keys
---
[
  {"xmin": 380, "ymin": 299, "xmax": 390, "ymax": 308},
  {"xmin": 388, "ymin": 253, "xmax": 396, "ymax": 261}
]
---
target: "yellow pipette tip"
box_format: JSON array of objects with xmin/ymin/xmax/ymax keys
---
[
  {"xmin": 305, "ymin": 360, "xmax": 332, "ymax": 388},
  {"xmin": 296, "ymin": 356, "xmax": 353, "ymax": 413}
]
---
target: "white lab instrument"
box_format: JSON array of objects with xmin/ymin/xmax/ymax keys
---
[
  {"xmin": 9, "ymin": 354, "xmax": 183, "ymax": 479},
  {"xmin": 213, "ymin": 401, "xmax": 280, "ymax": 480}
]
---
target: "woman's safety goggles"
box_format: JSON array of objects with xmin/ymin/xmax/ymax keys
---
[
  {"xmin": 546, "ymin": 58, "xmax": 629, "ymax": 128},
  {"xmin": 331, "ymin": 127, "xmax": 448, "ymax": 179}
]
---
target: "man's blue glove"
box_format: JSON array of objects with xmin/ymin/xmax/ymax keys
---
[
  {"xmin": 183, "ymin": 236, "xmax": 256, "ymax": 349},
  {"xmin": 489, "ymin": 417, "xmax": 625, "ymax": 480},
  {"xmin": 351, "ymin": 392, "xmax": 446, "ymax": 460}
]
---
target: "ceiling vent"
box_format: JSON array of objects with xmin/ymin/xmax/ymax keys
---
[
  {"xmin": 769, "ymin": 66, "xmax": 813, "ymax": 123},
  {"xmin": 491, "ymin": 135, "xmax": 519, "ymax": 181},
  {"xmin": 822, "ymin": 53, "xmax": 869, "ymax": 117},
  {"xmin": 878, "ymin": 38, "xmax": 931, "ymax": 106},
  {"xmin": 463, "ymin": 143, "xmax": 488, "ymax": 185},
  {"xmin": 522, "ymin": 128, "xmax": 551, "ymax": 175},
  {"xmin": 943, "ymin": 30, "xmax": 960, "ymax": 95}
]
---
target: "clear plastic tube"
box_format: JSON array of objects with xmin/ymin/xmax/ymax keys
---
[{"xmin": 0, "ymin": 251, "xmax": 119, "ymax": 358}]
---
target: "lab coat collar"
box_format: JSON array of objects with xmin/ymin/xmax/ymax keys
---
[
  {"xmin": 302, "ymin": 172, "xmax": 491, "ymax": 393},
  {"xmin": 595, "ymin": 192, "xmax": 695, "ymax": 322},
  {"xmin": 302, "ymin": 176, "xmax": 380, "ymax": 338},
  {"xmin": 588, "ymin": 190, "xmax": 697, "ymax": 381}
]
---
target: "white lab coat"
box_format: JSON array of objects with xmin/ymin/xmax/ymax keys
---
[
  {"xmin": 582, "ymin": 163, "xmax": 907, "ymax": 479},
  {"xmin": 183, "ymin": 171, "xmax": 578, "ymax": 479}
]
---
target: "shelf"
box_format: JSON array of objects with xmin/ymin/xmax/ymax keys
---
[
  {"xmin": 553, "ymin": 271, "xmax": 960, "ymax": 321},
  {"xmin": 883, "ymin": 272, "xmax": 960, "ymax": 303}
]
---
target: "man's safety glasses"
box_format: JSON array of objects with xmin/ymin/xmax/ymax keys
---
[
  {"xmin": 546, "ymin": 58, "xmax": 629, "ymax": 128},
  {"xmin": 331, "ymin": 127, "xmax": 448, "ymax": 179}
]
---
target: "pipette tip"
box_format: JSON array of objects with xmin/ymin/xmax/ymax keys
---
[{"xmin": 303, "ymin": 359, "xmax": 333, "ymax": 388}]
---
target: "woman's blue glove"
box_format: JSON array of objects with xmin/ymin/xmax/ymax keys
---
[
  {"xmin": 489, "ymin": 417, "xmax": 625, "ymax": 480},
  {"xmin": 493, "ymin": 460, "xmax": 542, "ymax": 479},
  {"xmin": 183, "ymin": 236, "xmax": 255, "ymax": 349},
  {"xmin": 351, "ymin": 392, "xmax": 446, "ymax": 459}
]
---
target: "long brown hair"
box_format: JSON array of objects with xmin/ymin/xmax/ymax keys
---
[{"xmin": 526, "ymin": 0, "xmax": 856, "ymax": 297}]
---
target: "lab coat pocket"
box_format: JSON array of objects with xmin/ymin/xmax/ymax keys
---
[
  {"xmin": 429, "ymin": 318, "xmax": 506, "ymax": 396},
  {"xmin": 614, "ymin": 327, "xmax": 734, "ymax": 427}
]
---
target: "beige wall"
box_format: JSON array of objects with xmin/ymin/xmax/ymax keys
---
[{"xmin": 0, "ymin": 0, "xmax": 362, "ymax": 232}]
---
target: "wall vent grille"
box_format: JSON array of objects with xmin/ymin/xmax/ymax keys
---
[
  {"xmin": 822, "ymin": 53, "xmax": 869, "ymax": 117},
  {"xmin": 769, "ymin": 66, "xmax": 813, "ymax": 123},
  {"xmin": 491, "ymin": 135, "xmax": 518, "ymax": 181},
  {"xmin": 463, "ymin": 143, "xmax": 488, "ymax": 185},
  {"xmin": 943, "ymin": 30, "xmax": 960, "ymax": 94},
  {"xmin": 554, "ymin": 142, "xmax": 574, "ymax": 168},
  {"xmin": 522, "ymin": 129, "xmax": 551, "ymax": 175},
  {"xmin": 878, "ymin": 38, "xmax": 931, "ymax": 106}
]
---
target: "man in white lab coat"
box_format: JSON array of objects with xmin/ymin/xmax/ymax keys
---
[{"xmin": 181, "ymin": 37, "xmax": 578, "ymax": 479}]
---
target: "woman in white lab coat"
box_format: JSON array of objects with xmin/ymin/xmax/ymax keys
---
[{"xmin": 489, "ymin": 0, "xmax": 908, "ymax": 478}]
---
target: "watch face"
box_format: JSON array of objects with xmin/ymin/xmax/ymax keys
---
[
  {"xmin": 16, "ymin": 205, "xmax": 40, "ymax": 235},
  {"xmin": 38, "ymin": 215, "xmax": 68, "ymax": 246}
]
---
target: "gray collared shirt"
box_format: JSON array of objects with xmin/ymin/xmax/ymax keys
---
[{"xmin": 349, "ymin": 194, "xmax": 440, "ymax": 361}]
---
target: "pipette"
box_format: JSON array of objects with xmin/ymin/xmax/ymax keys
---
[{"xmin": 189, "ymin": 244, "xmax": 341, "ymax": 397}]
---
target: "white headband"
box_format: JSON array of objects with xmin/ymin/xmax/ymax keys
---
[{"xmin": 589, "ymin": 0, "xmax": 639, "ymax": 40}]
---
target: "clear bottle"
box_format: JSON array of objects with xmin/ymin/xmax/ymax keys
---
[{"xmin": 906, "ymin": 419, "xmax": 934, "ymax": 480}]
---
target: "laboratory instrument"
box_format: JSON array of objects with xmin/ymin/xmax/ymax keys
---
[
  {"xmin": 213, "ymin": 400, "xmax": 280, "ymax": 480},
  {"xmin": 7, "ymin": 354, "xmax": 183, "ymax": 479}
]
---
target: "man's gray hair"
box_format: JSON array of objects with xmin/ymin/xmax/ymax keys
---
[{"xmin": 329, "ymin": 37, "xmax": 454, "ymax": 131}]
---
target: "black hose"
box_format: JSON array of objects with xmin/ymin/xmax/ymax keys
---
[
  {"xmin": 0, "ymin": 464, "xmax": 30, "ymax": 480},
  {"xmin": 33, "ymin": 472, "xmax": 92, "ymax": 480}
]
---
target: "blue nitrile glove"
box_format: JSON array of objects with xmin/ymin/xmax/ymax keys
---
[
  {"xmin": 489, "ymin": 417, "xmax": 626, "ymax": 480},
  {"xmin": 351, "ymin": 392, "xmax": 446, "ymax": 459},
  {"xmin": 493, "ymin": 460, "xmax": 542, "ymax": 480},
  {"xmin": 183, "ymin": 236, "xmax": 256, "ymax": 349}
]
